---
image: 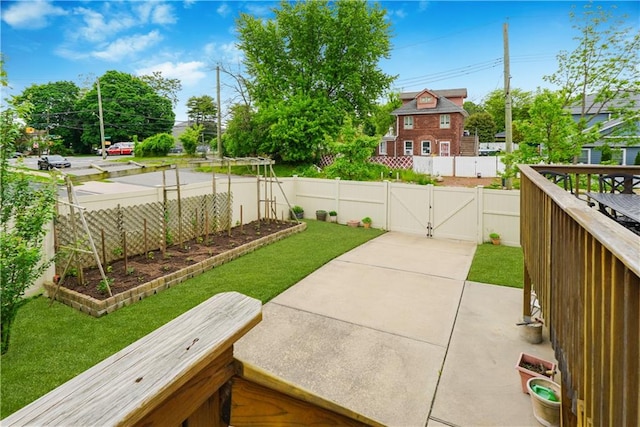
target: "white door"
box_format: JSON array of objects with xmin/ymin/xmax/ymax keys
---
[{"xmin": 439, "ymin": 141, "xmax": 450, "ymax": 157}]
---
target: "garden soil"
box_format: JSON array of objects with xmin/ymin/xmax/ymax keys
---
[{"xmin": 60, "ymin": 220, "xmax": 297, "ymax": 300}]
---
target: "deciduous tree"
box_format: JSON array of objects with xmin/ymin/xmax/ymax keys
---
[
  {"xmin": 179, "ymin": 124, "xmax": 203, "ymax": 155},
  {"xmin": 139, "ymin": 71, "xmax": 182, "ymax": 108},
  {"xmin": 76, "ymin": 71, "xmax": 174, "ymax": 151},
  {"xmin": 12, "ymin": 81, "xmax": 82, "ymax": 153},
  {"xmin": 237, "ymin": 0, "xmax": 394, "ymax": 160},
  {"xmin": 324, "ymin": 117, "xmax": 380, "ymax": 181},
  {"xmin": 465, "ymin": 112, "xmax": 496, "ymax": 143},
  {"xmin": 544, "ymin": 3, "xmax": 640, "ymax": 160},
  {"xmin": 1, "ymin": 101, "xmax": 57, "ymax": 354},
  {"xmin": 516, "ymin": 89, "xmax": 578, "ymax": 163}
]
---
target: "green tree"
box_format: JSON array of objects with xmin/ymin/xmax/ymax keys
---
[
  {"xmin": 365, "ymin": 92, "xmax": 402, "ymax": 137},
  {"xmin": 324, "ymin": 117, "xmax": 380, "ymax": 181},
  {"xmin": 516, "ymin": 89, "xmax": 577, "ymax": 163},
  {"xmin": 223, "ymin": 104, "xmax": 267, "ymax": 157},
  {"xmin": 544, "ymin": 3, "xmax": 640, "ymax": 160},
  {"xmin": 237, "ymin": 0, "xmax": 394, "ymax": 159},
  {"xmin": 134, "ymin": 133, "xmax": 175, "ymax": 157},
  {"xmin": 259, "ymin": 93, "xmax": 340, "ymax": 162},
  {"xmin": 186, "ymin": 95, "xmax": 217, "ymax": 144},
  {"xmin": 482, "ymin": 88, "xmax": 533, "ymax": 136},
  {"xmin": 138, "ymin": 71, "xmax": 182, "ymax": 108},
  {"xmin": 12, "ymin": 81, "xmax": 83, "ymax": 153},
  {"xmin": 465, "ymin": 112, "xmax": 496, "ymax": 143},
  {"xmin": 1, "ymin": 103, "xmax": 57, "ymax": 354},
  {"xmin": 463, "ymin": 101, "xmax": 485, "ymax": 116},
  {"xmin": 179, "ymin": 124, "xmax": 203, "ymax": 155},
  {"xmin": 76, "ymin": 71, "xmax": 174, "ymax": 152}
]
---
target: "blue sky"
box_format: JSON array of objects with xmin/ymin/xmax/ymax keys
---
[{"xmin": 1, "ymin": 1, "xmax": 638, "ymax": 122}]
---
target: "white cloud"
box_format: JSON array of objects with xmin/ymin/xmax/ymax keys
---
[
  {"xmin": 419, "ymin": 1, "xmax": 430, "ymax": 12},
  {"xmin": 217, "ymin": 3, "xmax": 231, "ymax": 18},
  {"xmin": 151, "ymin": 3, "xmax": 177, "ymax": 25},
  {"xmin": 244, "ymin": 4, "xmax": 272, "ymax": 17},
  {"xmin": 71, "ymin": 7, "xmax": 138, "ymax": 43},
  {"xmin": 1, "ymin": 0, "xmax": 67, "ymax": 30},
  {"xmin": 136, "ymin": 61, "xmax": 208, "ymax": 87},
  {"xmin": 204, "ymin": 42, "xmax": 244, "ymax": 65},
  {"xmin": 93, "ymin": 30, "xmax": 163, "ymax": 61}
]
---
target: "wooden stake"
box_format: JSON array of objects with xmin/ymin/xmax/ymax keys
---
[
  {"xmin": 101, "ymin": 229, "xmax": 106, "ymax": 266},
  {"xmin": 205, "ymin": 207, "xmax": 210, "ymax": 243},
  {"xmin": 143, "ymin": 218, "xmax": 148, "ymax": 256},
  {"xmin": 227, "ymin": 160, "xmax": 232, "ymax": 236},
  {"xmin": 123, "ymin": 231, "xmax": 128, "ymax": 272},
  {"xmin": 176, "ymin": 165, "xmax": 183, "ymax": 246}
]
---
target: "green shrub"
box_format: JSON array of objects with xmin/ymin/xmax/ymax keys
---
[{"xmin": 135, "ymin": 133, "xmax": 175, "ymax": 157}]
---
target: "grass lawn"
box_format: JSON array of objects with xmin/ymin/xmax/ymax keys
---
[
  {"xmin": 0, "ymin": 220, "xmax": 384, "ymax": 419},
  {"xmin": 467, "ymin": 243, "xmax": 524, "ymax": 288}
]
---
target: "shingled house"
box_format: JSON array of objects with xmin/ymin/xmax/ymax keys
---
[{"xmin": 379, "ymin": 88, "xmax": 475, "ymax": 157}]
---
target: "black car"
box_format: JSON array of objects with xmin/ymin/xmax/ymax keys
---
[{"xmin": 38, "ymin": 155, "xmax": 71, "ymax": 170}]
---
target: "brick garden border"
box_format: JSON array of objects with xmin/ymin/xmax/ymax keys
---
[{"xmin": 44, "ymin": 222, "xmax": 306, "ymax": 317}]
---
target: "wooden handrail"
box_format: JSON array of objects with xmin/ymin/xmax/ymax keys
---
[
  {"xmin": 3, "ymin": 292, "xmax": 262, "ymax": 426},
  {"xmin": 519, "ymin": 165, "xmax": 639, "ymax": 427}
]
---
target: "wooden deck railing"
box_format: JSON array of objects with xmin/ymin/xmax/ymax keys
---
[
  {"xmin": 2, "ymin": 292, "xmax": 383, "ymax": 427},
  {"xmin": 519, "ymin": 165, "xmax": 639, "ymax": 427}
]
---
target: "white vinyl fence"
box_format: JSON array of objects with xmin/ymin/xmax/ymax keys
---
[
  {"xmin": 413, "ymin": 155, "xmax": 506, "ymax": 177},
  {"xmin": 32, "ymin": 175, "xmax": 520, "ymax": 293}
]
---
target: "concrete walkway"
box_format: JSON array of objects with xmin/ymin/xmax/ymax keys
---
[{"xmin": 235, "ymin": 232, "xmax": 556, "ymax": 426}]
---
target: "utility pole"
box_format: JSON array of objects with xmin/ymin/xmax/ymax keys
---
[
  {"xmin": 503, "ymin": 22, "xmax": 513, "ymax": 190},
  {"xmin": 216, "ymin": 66, "xmax": 222, "ymax": 159},
  {"xmin": 97, "ymin": 78, "xmax": 107, "ymax": 160}
]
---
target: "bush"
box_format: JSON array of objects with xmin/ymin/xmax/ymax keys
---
[
  {"xmin": 135, "ymin": 133, "xmax": 174, "ymax": 157},
  {"xmin": 635, "ymin": 151, "xmax": 640, "ymax": 165}
]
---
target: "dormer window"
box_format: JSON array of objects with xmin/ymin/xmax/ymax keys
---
[{"xmin": 419, "ymin": 96, "xmax": 432, "ymax": 103}]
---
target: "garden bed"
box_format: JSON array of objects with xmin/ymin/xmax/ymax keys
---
[{"xmin": 44, "ymin": 220, "xmax": 305, "ymax": 317}]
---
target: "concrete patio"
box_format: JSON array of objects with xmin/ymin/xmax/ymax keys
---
[{"xmin": 235, "ymin": 232, "xmax": 557, "ymax": 426}]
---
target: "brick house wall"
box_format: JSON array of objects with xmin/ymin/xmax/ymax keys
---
[
  {"xmin": 392, "ymin": 113, "xmax": 466, "ymax": 156},
  {"xmin": 379, "ymin": 88, "xmax": 470, "ymax": 158}
]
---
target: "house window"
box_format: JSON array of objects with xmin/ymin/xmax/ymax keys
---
[
  {"xmin": 439, "ymin": 114, "xmax": 450, "ymax": 129},
  {"xmin": 439, "ymin": 141, "xmax": 450, "ymax": 157},
  {"xmin": 421, "ymin": 140, "xmax": 431, "ymax": 155},
  {"xmin": 404, "ymin": 140, "xmax": 413, "ymax": 155},
  {"xmin": 403, "ymin": 116, "xmax": 414, "ymax": 129},
  {"xmin": 419, "ymin": 96, "xmax": 432, "ymax": 103},
  {"xmin": 577, "ymin": 148, "xmax": 591, "ymax": 164},
  {"xmin": 379, "ymin": 141, "xmax": 387, "ymax": 155}
]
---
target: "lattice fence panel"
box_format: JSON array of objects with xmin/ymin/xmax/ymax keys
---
[
  {"xmin": 370, "ymin": 156, "xmax": 413, "ymax": 170},
  {"xmin": 55, "ymin": 192, "xmax": 232, "ymax": 271}
]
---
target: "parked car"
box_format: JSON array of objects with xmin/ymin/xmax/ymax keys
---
[
  {"xmin": 105, "ymin": 142, "xmax": 134, "ymax": 155},
  {"xmin": 38, "ymin": 155, "xmax": 71, "ymax": 170}
]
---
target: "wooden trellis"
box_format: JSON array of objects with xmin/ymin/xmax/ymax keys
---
[{"xmin": 55, "ymin": 192, "xmax": 231, "ymax": 271}]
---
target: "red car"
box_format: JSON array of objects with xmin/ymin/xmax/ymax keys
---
[{"xmin": 105, "ymin": 142, "xmax": 134, "ymax": 155}]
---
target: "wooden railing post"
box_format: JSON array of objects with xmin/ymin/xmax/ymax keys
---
[{"xmin": 523, "ymin": 263, "xmax": 532, "ymax": 323}]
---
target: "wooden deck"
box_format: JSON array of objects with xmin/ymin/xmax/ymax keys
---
[
  {"xmin": 519, "ymin": 165, "xmax": 639, "ymax": 427},
  {"xmin": 2, "ymin": 292, "xmax": 383, "ymax": 426}
]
